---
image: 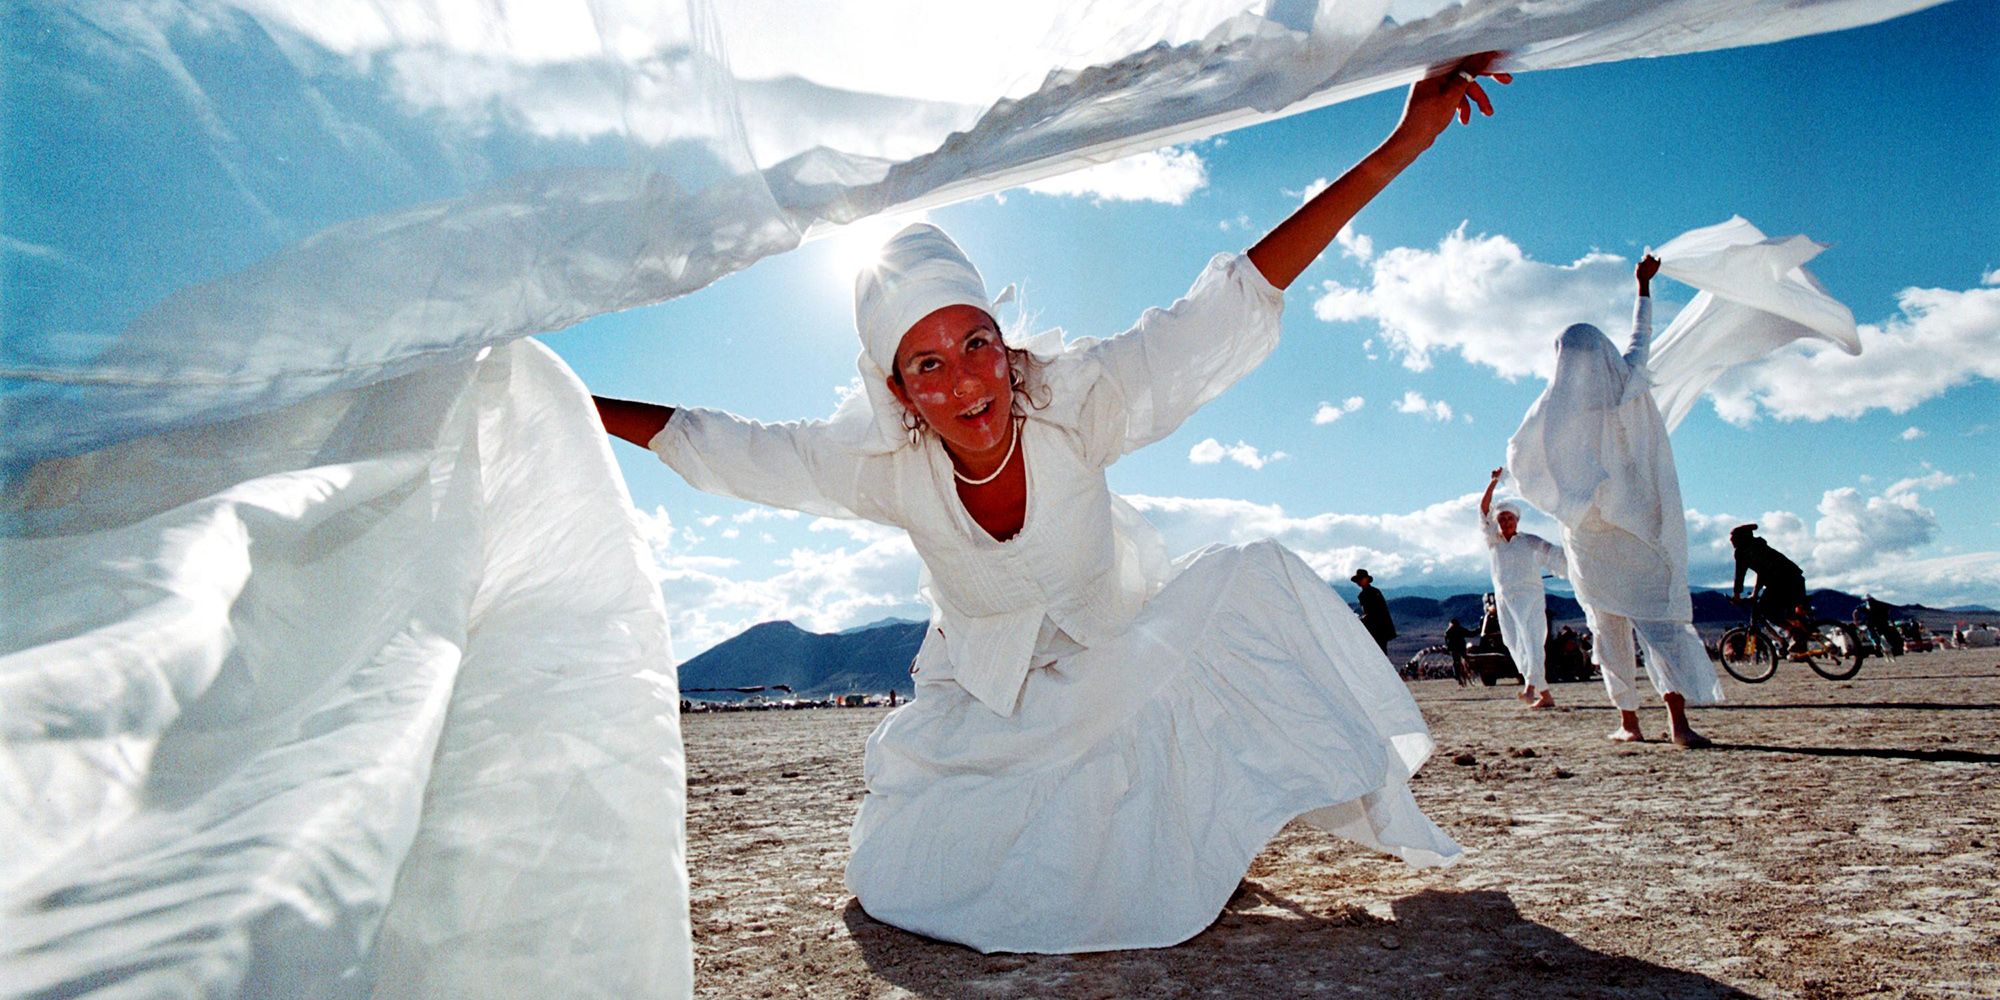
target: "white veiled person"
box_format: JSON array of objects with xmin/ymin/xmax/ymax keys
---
[
  {"xmin": 648, "ymin": 223, "xmax": 1461, "ymax": 952},
  {"xmin": 1507, "ymin": 296, "xmax": 1724, "ymax": 729}
]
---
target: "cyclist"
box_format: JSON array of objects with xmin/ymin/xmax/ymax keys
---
[{"xmin": 1730, "ymin": 524, "xmax": 1809, "ymax": 648}]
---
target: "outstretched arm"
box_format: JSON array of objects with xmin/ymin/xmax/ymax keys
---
[
  {"xmin": 1625, "ymin": 254, "xmax": 1660, "ymax": 369},
  {"xmin": 593, "ymin": 395, "xmax": 676, "ymax": 449},
  {"xmin": 1480, "ymin": 466, "xmax": 1503, "ymax": 517},
  {"xmin": 1247, "ymin": 53, "xmax": 1510, "ymax": 290}
]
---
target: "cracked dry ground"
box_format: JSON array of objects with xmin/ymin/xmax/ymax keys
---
[{"xmin": 682, "ymin": 648, "xmax": 2000, "ymax": 999}]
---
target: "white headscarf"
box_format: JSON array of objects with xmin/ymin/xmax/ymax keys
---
[
  {"xmin": 1507, "ymin": 322, "xmax": 1691, "ymax": 620},
  {"xmin": 825, "ymin": 223, "xmax": 1049, "ymax": 455}
]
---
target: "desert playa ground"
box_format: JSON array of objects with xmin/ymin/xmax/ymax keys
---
[{"xmin": 683, "ymin": 647, "xmax": 2000, "ymax": 999}]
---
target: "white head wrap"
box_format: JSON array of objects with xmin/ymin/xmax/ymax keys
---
[
  {"xmin": 1492, "ymin": 500, "xmax": 1523, "ymax": 520},
  {"xmin": 826, "ymin": 223, "xmax": 1045, "ymax": 455}
]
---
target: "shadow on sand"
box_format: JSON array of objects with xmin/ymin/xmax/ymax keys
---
[
  {"xmin": 843, "ymin": 887, "xmax": 1756, "ymax": 999},
  {"xmin": 1713, "ymin": 741, "xmax": 1999, "ymax": 764}
]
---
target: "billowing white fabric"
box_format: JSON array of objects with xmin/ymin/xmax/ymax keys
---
[
  {"xmin": 848, "ymin": 540, "xmax": 1460, "ymax": 953},
  {"xmin": 1, "ymin": 342, "xmax": 691, "ymax": 998},
  {"xmin": 3, "ymin": 2, "xmax": 1943, "ymax": 994},
  {"xmin": 655, "ymin": 252, "xmax": 1282, "ymax": 716},
  {"xmin": 2, "ymin": 1, "xmax": 1939, "ymax": 467},
  {"xmin": 1648, "ymin": 217, "xmax": 1861, "ymax": 430},
  {"xmin": 1481, "ymin": 510, "xmax": 1565, "ymax": 689}
]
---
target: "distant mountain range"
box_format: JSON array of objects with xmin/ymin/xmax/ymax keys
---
[
  {"xmin": 677, "ymin": 588, "xmax": 1996, "ymax": 700},
  {"xmin": 679, "ymin": 619, "xmax": 926, "ymax": 701}
]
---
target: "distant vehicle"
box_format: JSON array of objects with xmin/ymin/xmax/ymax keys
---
[
  {"xmin": 1461, "ymin": 633, "xmax": 1517, "ymax": 687},
  {"xmin": 1895, "ymin": 619, "xmax": 1938, "ymax": 653},
  {"xmin": 1404, "ymin": 628, "xmax": 1596, "ymax": 686}
]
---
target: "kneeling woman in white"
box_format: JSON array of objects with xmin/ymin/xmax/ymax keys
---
[
  {"xmin": 1506, "ymin": 256, "xmax": 1723, "ymax": 747},
  {"xmin": 592, "ymin": 56, "xmax": 1508, "ymax": 953}
]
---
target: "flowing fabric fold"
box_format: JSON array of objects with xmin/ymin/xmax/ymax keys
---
[
  {"xmin": 1, "ymin": 342, "xmax": 690, "ymax": 999},
  {"xmin": 1649, "ymin": 216, "xmax": 1860, "ymax": 431},
  {"xmin": 2, "ymin": 0, "xmax": 1939, "ymax": 465}
]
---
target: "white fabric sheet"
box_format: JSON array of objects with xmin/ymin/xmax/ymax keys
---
[
  {"xmin": 1648, "ymin": 217, "xmax": 1861, "ymax": 431},
  {"xmin": 2, "ymin": 342, "xmax": 691, "ymax": 998},
  {"xmin": 3, "ymin": 1, "xmax": 1937, "ymax": 466}
]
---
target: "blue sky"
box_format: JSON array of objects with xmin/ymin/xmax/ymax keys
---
[{"xmin": 551, "ymin": 2, "xmax": 1999, "ymax": 657}]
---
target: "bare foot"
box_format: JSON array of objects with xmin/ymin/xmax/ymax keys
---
[
  {"xmin": 1527, "ymin": 691, "xmax": 1554, "ymax": 709},
  {"xmin": 1516, "ymin": 687, "xmax": 1534, "ymax": 703},
  {"xmin": 1606, "ymin": 727, "xmax": 1644, "ymax": 742}
]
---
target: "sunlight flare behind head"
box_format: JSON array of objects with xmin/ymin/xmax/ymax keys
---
[{"xmin": 818, "ymin": 212, "xmax": 933, "ymax": 287}]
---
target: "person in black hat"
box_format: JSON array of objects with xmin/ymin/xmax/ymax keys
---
[{"xmin": 1352, "ymin": 569, "xmax": 1397, "ymax": 655}]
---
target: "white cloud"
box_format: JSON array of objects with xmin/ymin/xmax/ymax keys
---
[
  {"xmin": 1134, "ymin": 469, "xmax": 1988, "ymax": 607},
  {"xmin": 1188, "ymin": 438, "xmax": 1287, "ymax": 470},
  {"xmin": 1335, "ymin": 223, "xmax": 1373, "ymax": 262},
  {"xmin": 1284, "ymin": 177, "xmax": 1330, "ymax": 204},
  {"xmin": 1313, "ymin": 396, "xmax": 1364, "ymax": 424},
  {"xmin": 1900, "ymin": 426, "xmax": 1926, "ymax": 441},
  {"xmin": 1125, "ymin": 492, "xmax": 1503, "ymax": 585},
  {"xmin": 1684, "ymin": 471, "xmax": 1987, "ymax": 602},
  {"xmin": 1022, "ymin": 146, "xmax": 1208, "ymax": 205},
  {"xmin": 1314, "ymin": 226, "xmax": 2000, "ymax": 426},
  {"xmin": 632, "ymin": 504, "xmax": 925, "ymax": 660},
  {"xmin": 1394, "ymin": 390, "xmax": 1453, "ymax": 422},
  {"xmin": 1706, "ymin": 274, "xmax": 2000, "ymax": 423},
  {"xmin": 1310, "ymin": 224, "xmax": 1633, "ymax": 378}
]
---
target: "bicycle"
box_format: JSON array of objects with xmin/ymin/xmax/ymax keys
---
[{"xmin": 1716, "ymin": 603, "xmax": 1866, "ymax": 683}]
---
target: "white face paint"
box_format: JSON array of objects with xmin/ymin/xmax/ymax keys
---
[{"xmin": 891, "ymin": 304, "xmax": 1015, "ymax": 462}]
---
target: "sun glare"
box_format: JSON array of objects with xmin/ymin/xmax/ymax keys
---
[{"xmin": 819, "ymin": 213, "xmax": 930, "ymax": 286}]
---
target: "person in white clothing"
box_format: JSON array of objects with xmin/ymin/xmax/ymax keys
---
[
  {"xmin": 1506, "ymin": 255, "xmax": 1723, "ymax": 748},
  {"xmin": 1477, "ymin": 467, "xmax": 1566, "ymax": 708},
  {"xmin": 589, "ymin": 54, "xmax": 1510, "ymax": 952}
]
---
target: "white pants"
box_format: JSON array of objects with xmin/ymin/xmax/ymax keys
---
[
  {"xmin": 1495, "ymin": 593, "xmax": 1547, "ymax": 689},
  {"xmin": 1584, "ymin": 606, "xmax": 1725, "ymax": 711}
]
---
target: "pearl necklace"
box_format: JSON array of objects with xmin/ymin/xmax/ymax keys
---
[{"xmin": 952, "ymin": 421, "xmax": 1018, "ymax": 487}]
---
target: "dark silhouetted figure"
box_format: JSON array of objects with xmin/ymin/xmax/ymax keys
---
[{"xmin": 1352, "ymin": 569, "xmax": 1396, "ymax": 654}]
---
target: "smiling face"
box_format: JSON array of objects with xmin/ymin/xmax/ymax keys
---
[
  {"xmin": 1496, "ymin": 509, "xmax": 1519, "ymax": 540},
  {"xmin": 887, "ymin": 304, "xmax": 1015, "ymax": 463}
]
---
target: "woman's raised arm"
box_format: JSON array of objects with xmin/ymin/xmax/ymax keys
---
[
  {"xmin": 592, "ymin": 395, "xmax": 676, "ymax": 449},
  {"xmin": 1480, "ymin": 466, "xmax": 1503, "ymax": 518},
  {"xmin": 1246, "ymin": 52, "xmax": 1509, "ymax": 291}
]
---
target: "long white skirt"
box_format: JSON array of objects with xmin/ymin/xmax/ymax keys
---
[{"xmin": 844, "ymin": 540, "xmax": 1461, "ymax": 954}]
